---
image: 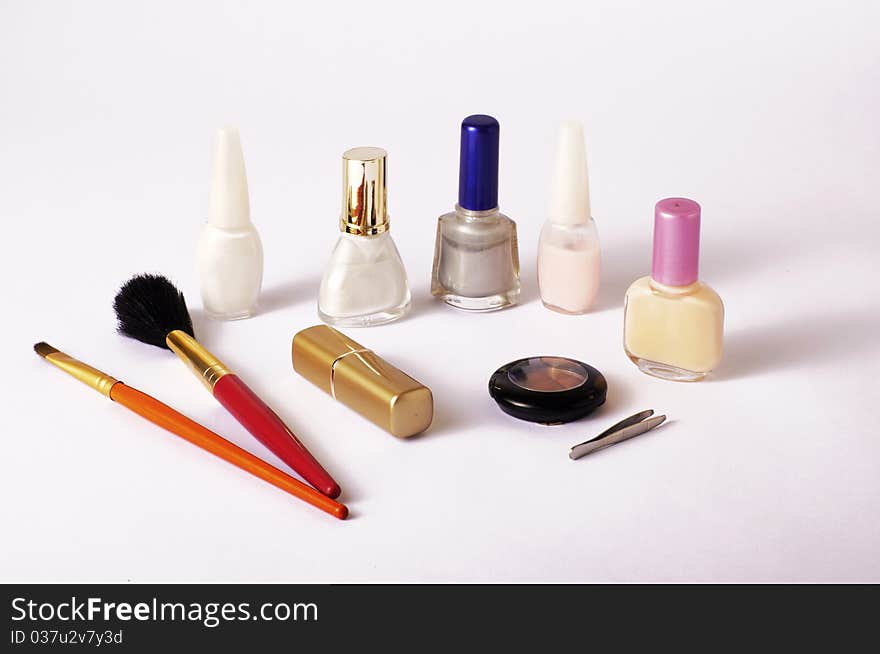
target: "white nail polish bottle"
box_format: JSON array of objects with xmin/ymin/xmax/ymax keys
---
[
  {"xmin": 537, "ymin": 121, "xmax": 601, "ymax": 314},
  {"xmin": 197, "ymin": 127, "xmax": 263, "ymax": 320},
  {"xmin": 318, "ymin": 147, "xmax": 411, "ymax": 327}
]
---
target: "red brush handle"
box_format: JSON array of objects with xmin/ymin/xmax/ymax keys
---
[{"xmin": 212, "ymin": 374, "xmax": 341, "ymax": 499}]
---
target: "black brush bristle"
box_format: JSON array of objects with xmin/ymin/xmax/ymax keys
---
[{"xmin": 113, "ymin": 274, "xmax": 195, "ymax": 349}]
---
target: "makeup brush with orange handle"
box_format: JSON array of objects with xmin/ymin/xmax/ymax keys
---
[
  {"xmin": 112, "ymin": 274, "xmax": 341, "ymax": 499},
  {"xmin": 34, "ymin": 342, "xmax": 348, "ymax": 520}
]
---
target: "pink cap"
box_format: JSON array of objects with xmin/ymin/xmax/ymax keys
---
[{"xmin": 651, "ymin": 197, "xmax": 701, "ymax": 286}]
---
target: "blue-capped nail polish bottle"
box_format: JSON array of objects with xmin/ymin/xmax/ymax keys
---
[{"xmin": 431, "ymin": 115, "xmax": 520, "ymax": 311}]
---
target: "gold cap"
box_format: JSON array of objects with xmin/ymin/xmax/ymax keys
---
[
  {"xmin": 292, "ymin": 325, "xmax": 432, "ymax": 438},
  {"xmin": 341, "ymin": 146, "xmax": 389, "ymax": 236}
]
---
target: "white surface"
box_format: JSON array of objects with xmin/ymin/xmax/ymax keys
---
[{"xmin": 1, "ymin": 0, "xmax": 878, "ymax": 583}]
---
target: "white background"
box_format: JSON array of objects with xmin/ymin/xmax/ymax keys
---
[{"xmin": 1, "ymin": 1, "xmax": 878, "ymax": 582}]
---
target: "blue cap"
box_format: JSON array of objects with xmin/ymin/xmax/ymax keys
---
[{"xmin": 458, "ymin": 114, "xmax": 499, "ymax": 211}]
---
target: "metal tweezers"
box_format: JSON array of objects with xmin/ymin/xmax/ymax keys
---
[{"xmin": 569, "ymin": 410, "xmax": 667, "ymax": 460}]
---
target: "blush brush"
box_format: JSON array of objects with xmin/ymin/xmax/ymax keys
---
[{"xmin": 113, "ymin": 273, "xmax": 341, "ymax": 499}]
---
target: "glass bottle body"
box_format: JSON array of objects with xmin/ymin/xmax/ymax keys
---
[
  {"xmin": 197, "ymin": 223, "xmax": 263, "ymax": 320},
  {"xmin": 318, "ymin": 231, "xmax": 411, "ymax": 327},
  {"xmin": 537, "ymin": 220, "xmax": 600, "ymax": 314},
  {"xmin": 623, "ymin": 276, "xmax": 724, "ymax": 381},
  {"xmin": 431, "ymin": 205, "xmax": 520, "ymax": 311}
]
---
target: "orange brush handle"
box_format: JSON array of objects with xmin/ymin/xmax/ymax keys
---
[{"xmin": 109, "ymin": 383, "xmax": 348, "ymax": 520}]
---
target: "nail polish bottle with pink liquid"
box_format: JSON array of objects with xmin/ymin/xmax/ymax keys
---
[
  {"xmin": 623, "ymin": 198, "xmax": 724, "ymax": 381},
  {"xmin": 537, "ymin": 121, "xmax": 600, "ymax": 314}
]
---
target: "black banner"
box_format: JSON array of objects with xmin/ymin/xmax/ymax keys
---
[{"xmin": 2, "ymin": 584, "xmax": 874, "ymax": 650}]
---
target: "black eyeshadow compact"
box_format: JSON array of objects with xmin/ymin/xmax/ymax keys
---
[{"xmin": 488, "ymin": 357, "xmax": 607, "ymax": 424}]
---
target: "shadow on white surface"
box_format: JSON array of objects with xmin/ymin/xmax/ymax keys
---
[
  {"xmin": 415, "ymin": 379, "xmax": 488, "ymax": 438},
  {"xmin": 399, "ymin": 289, "xmax": 447, "ymax": 323},
  {"xmin": 396, "ymin": 356, "xmax": 497, "ymax": 438},
  {"xmin": 594, "ymin": 370, "xmax": 634, "ymax": 418},
  {"xmin": 717, "ymin": 308, "xmax": 878, "ymax": 381},
  {"xmin": 593, "ymin": 237, "xmax": 649, "ymax": 313},
  {"xmin": 259, "ymin": 275, "xmax": 322, "ymax": 315},
  {"xmin": 518, "ymin": 256, "xmax": 540, "ymax": 306},
  {"xmin": 592, "ymin": 223, "xmax": 817, "ymax": 316},
  {"xmin": 189, "ymin": 307, "xmax": 224, "ymax": 347},
  {"xmin": 420, "ymin": 402, "xmax": 474, "ymax": 439}
]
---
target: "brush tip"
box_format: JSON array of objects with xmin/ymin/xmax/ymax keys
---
[
  {"xmin": 113, "ymin": 273, "xmax": 195, "ymax": 349},
  {"xmin": 34, "ymin": 342, "xmax": 58, "ymax": 358}
]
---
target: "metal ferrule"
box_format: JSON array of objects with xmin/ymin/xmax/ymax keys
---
[
  {"xmin": 340, "ymin": 146, "xmax": 389, "ymax": 236},
  {"xmin": 165, "ymin": 330, "xmax": 231, "ymax": 392},
  {"xmin": 39, "ymin": 344, "xmax": 119, "ymax": 397}
]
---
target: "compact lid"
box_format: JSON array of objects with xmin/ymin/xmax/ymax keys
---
[{"xmin": 488, "ymin": 356, "xmax": 607, "ymax": 424}]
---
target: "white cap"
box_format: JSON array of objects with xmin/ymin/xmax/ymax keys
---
[
  {"xmin": 208, "ymin": 127, "xmax": 251, "ymax": 229},
  {"xmin": 548, "ymin": 121, "xmax": 591, "ymax": 225}
]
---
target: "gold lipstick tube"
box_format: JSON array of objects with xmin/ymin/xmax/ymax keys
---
[{"xmin": 292, "ymin": 326, "xmax": 433, "ymax": 438}]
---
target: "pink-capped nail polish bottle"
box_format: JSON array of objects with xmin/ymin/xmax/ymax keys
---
[{"xmin": 623, "ymin": 198, "xmax": 724, "ymax": 381}]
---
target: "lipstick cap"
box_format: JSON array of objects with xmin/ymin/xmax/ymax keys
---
[
  {"xmin": 292, "ymin": 325, "xmax": 433, "ymax": 438},
  {"xmin": 458, "ymin": 114, "xmax": 499, "ymax": 211},
  {"xmin": 341, "ymin": 147, "xmax": 389, "ymax": 236},
  {"xmin": 651, "ymin": 197, "xmax": 701, "ymax": 286}
]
